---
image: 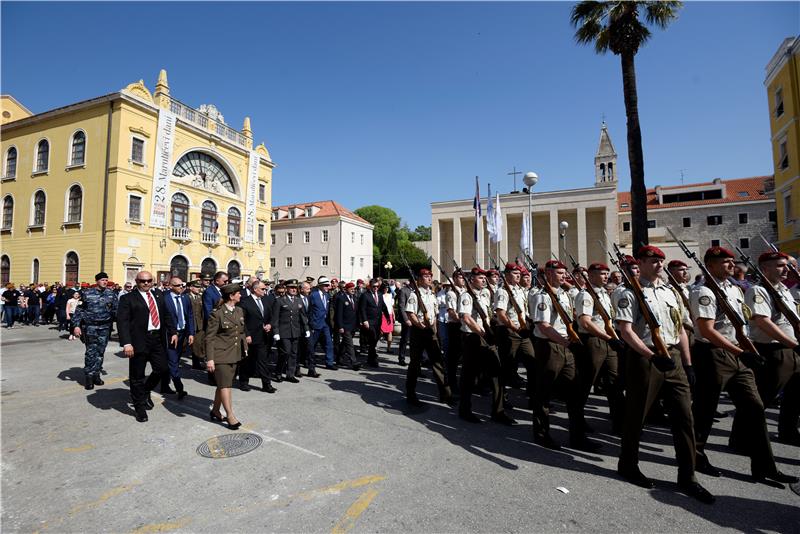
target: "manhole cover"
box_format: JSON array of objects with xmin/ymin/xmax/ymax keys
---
[{"xmin": 197, "ymin": 433, "xmax": 262, "ymax": 459}]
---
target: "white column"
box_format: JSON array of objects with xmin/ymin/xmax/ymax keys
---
[
  {"xmin": 499, "ymin": 213, "xmax": 509, "ymax": 264},
  {"xmin": 432, "ymin": 217, "xmax": 440, "ymax": 278},
  {"xmin": 453, "ymin": 217, "xmax": 462, "ymax": 267},
  {"xmin": 549, "ymin": 207, "xmax": 559, "ymax": 260},
  {"xmin": 577, "ymin": 207, "xmax": 587, "ymax": 265},
  {"xmin": 604, "ymin": 206, "xmax": 617, "ymax": 253}
]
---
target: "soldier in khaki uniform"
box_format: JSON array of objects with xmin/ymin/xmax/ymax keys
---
[
  {"xmin": 187, "ymin": 280, "xmax": 206, "ymax": 369},
  {"xmin": 405, "ymin": 268, "xmax": 452, "ymax": 406},
  {"xmin": 206, "ymin": 283, "xmax": 247, "ymax": 430},
  {"xmin": 690, "ymin": 247, "xmax": 796, "ymax": 485}
]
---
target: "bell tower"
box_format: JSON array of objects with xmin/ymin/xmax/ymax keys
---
[{"xmin": 595, "ymin": 121, "xmax": 618, "ymax": 187}]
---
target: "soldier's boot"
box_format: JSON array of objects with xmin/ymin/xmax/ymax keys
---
[
  {"xmin": 84, "ymin": 375, "xmax": 94, "ymax": 390},
  {"xmin": 93, "ymin": 375, "xmax": 104, "ymax": 386}
]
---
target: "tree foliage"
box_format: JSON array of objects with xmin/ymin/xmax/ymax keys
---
[{"xmin": 355, "ymin": 205, "xmax": 430, "ymax": 277}]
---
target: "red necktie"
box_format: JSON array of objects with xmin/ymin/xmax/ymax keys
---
[
  {"xmin": 146, "ymin": 291, "xmax": 160, "ymax": 328},
  {"xmin": 374, "ymin": 291, "xmax": 378, "ymax": 305}
]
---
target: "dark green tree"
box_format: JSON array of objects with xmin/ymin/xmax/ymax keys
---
[
  {"xmin": 571, "ymin": 0, "xmax": 682, "ymax": 248},
  {"xmin": 355, "ymin": 205, "xmax": 430, "ymax": 277}
]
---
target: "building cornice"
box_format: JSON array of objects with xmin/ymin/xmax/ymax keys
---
[
  {"xmin": 1, "ymin": 94, "xmax": 33, "ymax": 115},
  {"xmin": 431, "ymin": 184, "xmax": 618, "ymax": 209},
  {"xmin": 618, "ymin": 198, "xmax": 774, "ymax": 216},
  {"xmin": 272, "ymin": 214, "xmax": 374, "ymax": 230},
  {"xmin": 765, "ymin": 35, "xmax": 800, "ymax": 88}
]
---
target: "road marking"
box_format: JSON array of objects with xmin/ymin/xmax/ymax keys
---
[
  {"xmin": 35, "ymin": 482, "xmax": 141, "ymax": 533},
  {"xmin": 331, "ymin": 487, "xmax": 380, "ymax": 534},
  {"xmin": 63, "ymin": 444, "xmax": 95, "ymax": 453},
  {"xmin": 3, "ymin": 376, "xmax": 128, "ymax": 401},
  {"xmin": 242, "ymin": 424, "xmax": 325, "ymax": 459},
  {"xmin": 130, "ymin": 517, "xmax": 191, "ymax": 533}
]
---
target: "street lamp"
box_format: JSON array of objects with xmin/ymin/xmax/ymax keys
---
[
  {"xmin": 559, "ymin": 220, "xmax": 569, "ymax": 261},
  {"xmin": 384, "ymin": 261, "xmax": 393, "ymax": 279},
  {"xmin": 523, "ymin": 172, "xmax": 538, "ymax": 257}
]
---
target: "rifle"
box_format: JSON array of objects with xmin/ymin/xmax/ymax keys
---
[
  {"xmin": 399, "ymin": 252, "xmax": 432, "ymax": 329},
  {"xmin": 667, "ymin": 228, "xmax": 758, "ymax": 354},
  {"xmin": 565, "ymin": 249, "xmax": 619, "ymax": 341},
  {"xmin": 664, "ymin": 267, "xmax": 692, "ymax": 317},
  {"xmin": 496, "ymin": 256, "xmax": 529, "ymax": 333},
  {"xmin": 535, "ymin": 262, "xmax": 582, "ymax": 345},
  {"xmin": 610, "ymin": 243, "xmax": 672, "ymax": 359},
  {"xmin": 450, "ymin": 257, "xmax": 496, "ymax": 344},
  {"xmin": 726, "ymin": 238, "xmax": 800, "ymax": 341},
  {"xmin": 759, "ymin": 233, "xmax": 800, "ymax": 282}
]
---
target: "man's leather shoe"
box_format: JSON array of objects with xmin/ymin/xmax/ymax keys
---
[
  {"xmin": 85, "ymin": 381, "xmax": 94, "ymax": 390},
  {"xmin": 570, "ymin": 438, "xmax": 602, "ymax": 452},
  {"xmin": 285, "ymin": 376, "xmax": 299, "ymax": 383},
  {"xmin": 135, "ymin": 409, "xmax": 148, "ymax": 423},
  {"xmin": 325, "ymin": 365, "xmax": 338, "ymax": 371},
  {"xmin": 398, "ymin": 358, "xmax": 407, "ymax": 367},
  {"xmin": 696, "ymin": 457, "xmax": 721, "ymax": 478},
  {"xmin": 491, "ymin": 413, "xmax": 516, "ymax": 426},
  {"xmin": 459, "ymin": 412, "xmax": 482, "ymax": 423},
  {"xmin": 239, "ymin": 383, "xmax": 252, "ymax": 392},
  {"xmin": 351, "ymin": 364, "xmax": 361, "ymax": 371},
  {"xmin": 273, "ymin": 375, "xmax": 283, "ymax": 383},
  {"xmin": 308, "ymin": 371, "xmax": 321, "ymax": 378},
  {"xmin": 617, "ymin": 467, "xmax": 654, "ymax": 489},
  {"xmin": 406, "ymin": 395, "xmax": 423, "ymax": 407},
  {"xmin": 177, "ymin": 390, "xmax": 188, "ymax": 400},
  {"xmin": 145, "ymin": 395, "xmax": 155, "ymax": 410},
  {"xmin": 534, "ymin": 434, "xmax": 562, "ymax": 451},
  {"xmin": 752, "ymin": 470, "xmax": 799, "ymax": 484},
  {"xmin": 161, "ymin": 387, "xmax": 176, "ymax": 395},
  {"xmin": 262, "ymin": 385, "xmax": 277, "ymax": 393},
  {"xmin": 93, "ymin": 375, "xmax": 104, "ymax": 386},
  {"xmin": 678, "ymin": 481, "xmax": 716, "ymax": 504}
]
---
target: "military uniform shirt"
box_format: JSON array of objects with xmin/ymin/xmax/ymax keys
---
[
  {"xmin": 71, "ymin": 287, "xmax": 118, "ymax": 326},
  {"xmin": 615, "ymin": 279, "xmax": 682, "ymax": 347},
  {"xmin": 746, "ymin": 282, "xmax": 798, "ymax": 344},
  {"xmin": 406, "ymin": 287, "xmax": 436, "ymax": 325},
  {"xmin": 458, "ymin": 288, "xmax": 492, "ymax": 334},
  {"xmin": 575, "ymin": 285, "xmax": 612, "ymax": 335},
  {"xmin": 690, "ymin": 278, "xmax": 747, "ymax": 344},
  {"xmin": 611, "ymin": 284, "xmax": 630, "ymax": 327},
  {"xmin": 530, "ymin": 287, "xmax": 572, "ymax": 339},
  {"xmin": 494, "ymin": 285, "xmax": 527, "ymax": 329},
  {"xmin": 446, "ymin": 287, "xmax": 464, "ymax": 324},
  {"xmin": 677, "ymin": 283, "xmax": 693, "ymax": 329}
]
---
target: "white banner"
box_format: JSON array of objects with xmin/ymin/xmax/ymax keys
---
[
  {"xmin": 245, "ymin": 150, "xmax": 260, "ymax": 242},
  {"xmin": 149, "ymin": 110, "xmax": 177, "ymax": 228}
]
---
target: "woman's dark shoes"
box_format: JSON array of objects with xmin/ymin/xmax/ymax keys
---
[
  {"xmin": 210, "ymin": 410, "xmax": 224, "ymax": 422},
  {"xmin": 227, "ymin": 420, "xmax": 242, "ymax": 430}
]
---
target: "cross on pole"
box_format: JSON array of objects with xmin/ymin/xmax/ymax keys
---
[{"xmin": 508, "ymin": 166, "xmax": 522, "ymax": 193}]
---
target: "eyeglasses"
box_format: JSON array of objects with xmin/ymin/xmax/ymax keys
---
[
  {"xmin": 136, "ymin": 279, "xmax": 153, "ymax": 284},
  {"xmin": 171, "ymin": 283, "xmax": 185, "ymax": 287}
]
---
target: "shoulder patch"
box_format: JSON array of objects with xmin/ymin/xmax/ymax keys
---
[
  {"xmin": 537, "ymin": 302, "xmax": 547, "ymax": 311},
  {"xmin": 618, "ymin": 298, "xmax": 630, "ymax": 309},
  {"xmin": 753, "ymin": 294, "xmax": 765, "ymax": 304},
  {"xmin": 699, "ymin": 295, "xmax": 712, "ymax": 306}
]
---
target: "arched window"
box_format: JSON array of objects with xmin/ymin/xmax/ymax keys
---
[
  {"xmin": 67, "ymin": 185, "xmax": 82, "ymax": 223},
  {"xmin": 172, "ymin": 151, "xmax": 235, "ymax": 193},
  {"xmin": 1, "ymin": 255, "xmax": 9, "ymax": 285},
  {"xmin": 35, "ymin": 139, "xmax": 49, "ymax": 172},
  {"xmin": 70, "ymin": 131, "xmax": 86, "ymax": 166},
  {"xmin": 201, "ymin": 201, "xmax": 217, "ymax": 234},
  {"xmin": 607, "ymin": 162, "xmax": 613, "ymax": 179},
  {"xmin": 65, "ymin": 251, "xmax": 79, "ymax": 285},
  {"xmin": 201, "ymin": 258, "xmax": 217, "ymax": 278},
  {"xmin": 170, "ymin": 193, "xmax": 189, "ymax": 228},
  {"xmin": 600, "ymin": 163, "xmax": 606, "ymax": 180},
  {"xmin": 2, "ymin": 195, "xmax": 13, "ymax": 229},
  {"xmin": 32, "ymin": 258, "xmax": 39, "ymax": 284},
  {"xmin": 227, "ymin": 260, "xmax": 241, "ymax": 279},
  {"xmin": 227, "ymin": 207, "xmax": 241, "ymax": 237},
  {"xmin": 5, "ymin": 147, "xmax": 17, "ymax": 178},
  {"xmin": 170, "ymin": 255, "xmax": 189, "ymax": 281},
  {"xmin": 32, "ymin": 191, "xmax": 46, "ymax": 226}
]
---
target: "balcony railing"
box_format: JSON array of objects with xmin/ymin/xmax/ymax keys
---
[
  {"xmin": 227, "ymin": 236, "xmax": 242, "ymax": 248},
  {"xmin": 168, "ymin": 97, "xmax": 249, "ymax": 149},
  {"xmin": 170, "ymin": 226, "xmax": 191, "ymax": 241},
  {"xmin": 201, "ymin": 231, "xmax": 219, "ymax": 245}
]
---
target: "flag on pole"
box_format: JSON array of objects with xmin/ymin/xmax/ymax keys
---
[
  {"xmin": 486, "ymin": 183, "xmax": 496, "ymax": 242},
  {"xmin": 520, "ymin": 213, "xmax": 530, "ymax": 255},
  {"xmin": 473, "ymin": 176, "xmax": 481, "ymax": 242},
  {"xmin": 493, "ymin": 192, "xmax": 503, "ymax": 243}
]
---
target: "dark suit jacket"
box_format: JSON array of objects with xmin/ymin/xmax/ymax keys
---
[
  {"xmin": 202, "ymin": 284, "xmax": 222, "ymax": 325},
  {"xmin": 358, "ymin": 290, "xmax": 390, "ymax": 332},
  {"xmin": 270, "ymin": 295, "xmax": 309, "ymax": 339},
  {"xmin": 334, "ymin": 291, "xmax": 358, "ymax": 332},
  {"xmin": 117, "ymin": 290, "xmax": 176, "ymax": 352},
  {"xmin": 239, "ymin": 294, "xmax": 269, "ymax": 345},
  {"xmin": 308, "ymin": 288, "xmax": 331, "ymax": 330},
  {"xmin": 397, "ymin": 286, "xmax": 411, "ymax": 322},
  {"xmin": 163, "ymin": 291, "xmax": 195, "ymax": 336}
]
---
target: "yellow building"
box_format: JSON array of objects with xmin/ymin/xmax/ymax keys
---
[
  {"xmin": 766, "ymin": 36, "xmax": 800, "ymax": 254},
  {"xmin": 0, "ymin": 70, "xmax": 274, "ymax": 285}
]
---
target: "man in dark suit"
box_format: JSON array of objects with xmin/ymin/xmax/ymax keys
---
[
  {"xmin": 161, "ymin": 277, "xmax": 195, "ymax": 398},
  {"xmin": 270, "ymin": 280, "xmax": 310, "ymax": 383},
  {"xmin": 309, "ymin": 276, "xmax": 336, "ymax": 371},
  {"xmin": 397, "ymin": 283, "xmax": 412, "ymax": 366},
  {"xmin": 358, "ymin": 278, "xmax": 390, "ymax": 367},
  {"xmin": 117, "ymin": 271, "xmax": 175, "ymax": 422},
  {"xmin": 202, "ymin": 271, "xmax": 229, "ymax": 327},
  {"xmin": 335, "ymin": 282, "xmax": 361, "ymax": 370},
  {"xmin": 238, "ymin": 279, "xmax": 276, "ymax": 393},
  {"xmin": 262, "ymin": 282, "xmax": 279, "ymax": 380}
]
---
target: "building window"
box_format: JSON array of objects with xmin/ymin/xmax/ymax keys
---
[
  {"xmin": 5, "ymin": 147, "xmax": 17, "ymax": 178},
  {"xmin": 201, "ymin": 258, "xmax": 217, "ymax": 277},
  {"xmin": 258, "ymin": 223, "xmax": 265, "ymax": 243},
  {"xmin": 303, "ymin": 256, "xmax": 310, "ymax": 267},
  {"xmin": 351, "ymin": 231, "xmax": 355, "ymax": 243},
  {"xmin": 305, "ymin": 207, "xmax": 314, "ymax": 217},
  {"xmin": 271, "ymin": 211, "xmax": 279, "ymax": 221},
  {"xmin": 321, "ymin": 255, "xmax": 328, "ymax": 267},
  {"xmin": 227, "ymin": 207, "xmax": 241, "ymax": 237},
  {"xmin": 303, "ymin": 231, "xmax": 310, "ymax": 244},
  {"xmin": 271, "ymin": 233, "xmax": 276, "ymax": 245},
  {"xmin": 66, "ymin": 185, "xmax": 82, "ymax": 223},
  {"xmin": 270, "ymin": 258, "xmax": 276, "ymax": 268},
  {"xmin": 65, "ymin": 251, "xmax": 79, "ymax": 285},
  {"xmin": 620, "ymin": 203, "xmax": 629, "ymax": 208},
  {"xmin": 350, "ymin": 257, "xmax": 354, "ymax": 267},
  {"xmin": 170, "ymin": 193, "xmax": 189, "ymax": 228},
  {"xmin": 359, "ymin": 258, "xmax": 364, "ymax": 268},
  {"xmin": 322, "ymin": 229, "xmax": 329, "ymax": 242},
  {"xmin": 707, "ymin": 215, "xmax": 722, "ymax": 226},
  {"xmin": 740, "ymin": 238, "xmax": 749, "ymax": 249},
  {"xmin": 285, "ymin": 257, "xmax": 293, "ymax": 268},
  {"xmin": 738, "ymin": 213, "xmax": 748, "ymax": 224},
  {"xmin": 776, "ymin": 87, "xmax": 784, "ymax": 118},
  {"xmin": 286, "ymin": 232, "xmax": 293, "ymax": 244},
  {"xmin": 711, "ymin": 239, "xmax": 720, "ymax": 247},
  {"xmin": 622, "ymin": 221, "xmax": 630, "ymax": 232},
  {"xmin": 35, "ymin": 139, "xmax": 49, "ymax": 172},
  {"xmin": 647, "ymin": 220, "xmax": 656, "ymax": 229},
  {"xmin": 784, "ymin": 192, "xmax": 792, "ymax": 223},
  {"xmin": 2, "ymin": 196, "xmax": 13, "ymax": 229},
  {"xmin": 128, "ymin": 195, "xmax": 142, "ymax": 222},
  {"xmin": 32, "ymin": 190, "xmax": 46, "ymax": 226},
  {"xmin": 0, "ymin": 255, "xmax": 8, "ymax": 286},
  {"xmin": 360, "ymin": 234, "xmax": 364, "ymax": 245},
  {"xmin": 201, "ymin": 201, "xmax": 218, "ymax": 234},
  {"xmin": 682, "ymin": 217, "xmax": 691, "ymax": 228},
  {"xmin": 32, "ymin": 258, "xmax": 39, "ymax": 284},
  {"xmin": 289, "ymin": 208, "xmax": 297, "ymax": 219},
  {"xmin": 227, "ymin": 260, "xmax": 241, "ymax": 279},
  {"xmin": 779, "ymin": 139, "xmax": 790, "ymax": 170},
  {"xmin": 258, "ymin": 183, "xmax": 266, "ymax": 203},
  {"xmin": 769, "ymin": 210, "xmax": 777, "ymax": 223},
  {"xmin": 131, "ymin": 137, "xmax": 145, "ymax": 164},
  {"xmin": 70, "ymin": 131, "xmax": 86, "ymax": 166}
]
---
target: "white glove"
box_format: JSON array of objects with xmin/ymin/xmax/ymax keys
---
[
  {"xmin": 305, "ymin": 331, "xmax": 310, "ymax": 338},
  {"xmin": 273, "ymin": 334, "xmax": 281, "ymax": 341}
]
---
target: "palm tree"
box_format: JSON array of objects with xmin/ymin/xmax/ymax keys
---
[{"xmin": 571, "ymin": 1, "xmax": 682, "ymax": 248}]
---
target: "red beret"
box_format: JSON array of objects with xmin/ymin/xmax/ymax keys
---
[
  {"xmin": 667, "ymin": 259, "xmax": 688, "ymax": 270},
  {"xmin": 758, "ymin": 251, "xmax": 790, "ymax": 263},
  {"xmin": 703, "ymin": 246, "xmax": 735, "ymax": 262},
  {"xmin": 470, "ymin": 267, "xmax": 486, "ymax": 276},
  {"xmin": 417, "ymin": 268, "xmax": 432, "ymax": 277},
  {"xmin": 588, "ymin": 263, "xmax": 609, "ymax": 271},
  {"xmin": 487, "ymin": 269, "xmax": 500, "ymax": 276},
  {"xmin": 345, "ymin": 282, "xmax": 355, "ymax": 289},
  {"xmin": 518, "ymin": 264, "xmax": 530, "ymax": 275},
  {"xmin": 635, "ymin": 245, "xmax": 666, "ymax": 260},
  {"xmin": 357, "ymin": 279, "xmax": 364, "ymax": 284},
  {"xmin": 545, "ymin": 260, "xmax": 567, "ymax": 270},
  {"xmin": 504, "ymin": 262, "xmax": 520, "ymax": 272},
  {"xmin": 621, "ymin": 255, "xmax": 640, "ymax": 267}
]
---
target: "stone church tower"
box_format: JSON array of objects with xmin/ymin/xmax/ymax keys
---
[{"xmin": 595, "ymin": 122, "xmax": 618, "ymax": 187}]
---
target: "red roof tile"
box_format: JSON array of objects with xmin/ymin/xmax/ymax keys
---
[
  {"xmin": 617, "ymin": 176, "xmax": 774, "ymax": 212},
  {"xmin": 272, "ymin": 200, "xmax": 371, "ymax": 225}
]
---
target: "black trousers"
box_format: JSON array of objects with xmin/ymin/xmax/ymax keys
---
[
  {"xmin": 362, "ymin": 326, "xmax": 380, "ymax": 363},
  {"xmin": 338, "ymin": 329, "xmax": 358, "ymax": 367},
  {"xmin": 407, "ymin": 327, "xmax": 449, "ymax": 398},
  {"xmin": 459, "ymin": 332, "xmax": 503, "ymax": 416},
  {"xmin": 398, "ymin": 320, "xmax": 411, "ymax": 359},
  {"xmin": 277, "ymin": 337, "xmax": 299, "ymax": 377},
  {"xmin": 129, "ymin": 332, "xmax": 168, "ymax": 409},
  {"xmin": 240, "ymin": 343, "xmax": 272, "ymax": 387},
  {"xmin": 445, "ymin": 322, "xmax": 463, "ymax": 390}
]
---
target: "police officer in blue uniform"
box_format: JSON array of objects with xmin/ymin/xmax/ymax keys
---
[{"xmin": 72, "ymin": 272, "xmax": 119, "ymax": 390}]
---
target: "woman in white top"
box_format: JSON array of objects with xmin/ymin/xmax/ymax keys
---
[
  {"xmin": 66, "ymin": 292, "xmax": 81, "ymax": 340},
  {"xmin": 380, "ymin": 282, "xmax": 395, "ymax": 353}
]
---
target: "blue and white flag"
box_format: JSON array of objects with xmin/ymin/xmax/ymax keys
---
[{"xmin": 486, "ymin": 183, "xmax": 496, "ymax": 242}]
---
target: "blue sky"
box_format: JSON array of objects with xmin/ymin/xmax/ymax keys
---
[{"xmin": 2, "ymin": 2, "xmax": 797, "ymax": 228}]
